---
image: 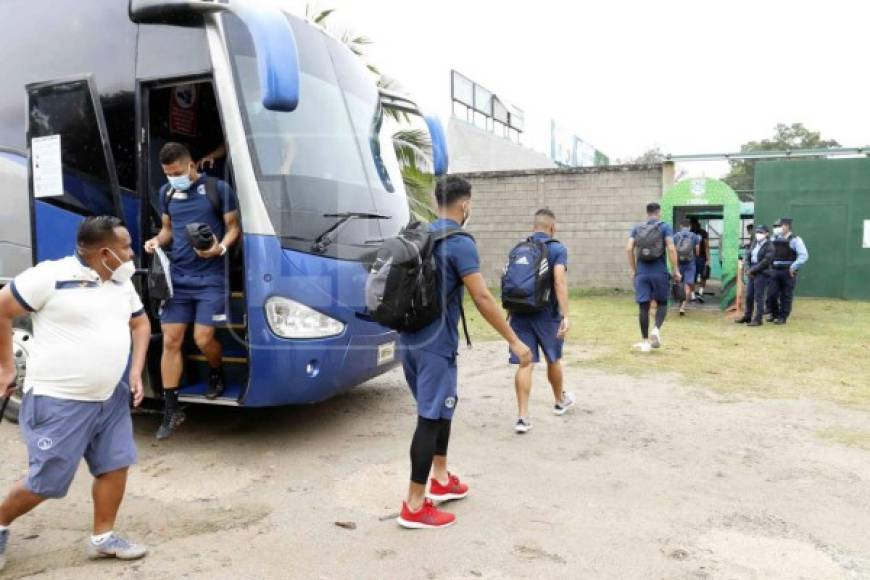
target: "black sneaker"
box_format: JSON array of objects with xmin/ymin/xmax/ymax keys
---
[
  {"xmin": 747, "ymin": 320, "xmax": 763, "ymax": 327},
  {"xmin": 156, "ymin": 409, "xmax": 185, "ymax": 440},
  {"xmin": 774, "ymin": 318, "xmax": 787, "ymax": 325},
  {"xmin": 206, "ymin": 366, "xmax": 225, "ymax": 400},
  {"xmin": 734, "ymin": 318, "xmax": 750, "ymax": 324},
  {"xmin": 766, "ymin": 316, "xmax": 777, "ymax": 323}
]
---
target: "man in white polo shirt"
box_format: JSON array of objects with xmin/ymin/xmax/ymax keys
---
[{"xmin": 0, "ymin": 216, "xmax": 150, "ymax": 571}]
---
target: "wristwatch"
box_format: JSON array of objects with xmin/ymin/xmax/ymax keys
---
[{"xmin": 218, "ymin": 243, "xmax": 228, "ymax": 256}]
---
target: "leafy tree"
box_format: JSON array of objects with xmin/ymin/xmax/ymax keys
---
[
  {"xmin": 306, "ymin": 5, "xmax": 436, "ymax": 221},
  {"xmin": 620, "ymin": 146, "xmax": 666, "ymax": 165},
  {"xmin": 723, "ymin": 123, "xmax": 840, "ymax": 200}
]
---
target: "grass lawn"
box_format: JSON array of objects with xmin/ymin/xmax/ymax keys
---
[{"xmin": 464, "ymin": 290, "xmax": 870, "ymax": 410}]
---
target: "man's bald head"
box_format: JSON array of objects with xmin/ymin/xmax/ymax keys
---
[{"xmin": 534, "ymin": 208, "xmax": 557, "ymax": 234}]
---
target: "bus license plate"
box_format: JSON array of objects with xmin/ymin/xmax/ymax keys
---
[{"xmin": 378, "ymin": 341, "xmax": 396, "ymax": 366}]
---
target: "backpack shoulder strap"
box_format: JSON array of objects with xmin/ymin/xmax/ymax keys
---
[
  {"xmin": 431, "ymin": 225, "xmax": 475, "ymax": 244},
  {"xmin": 430, "ymin": 224, "xmax": 474, "ymax": 349},
  {"xmin": 204, "ymin": 177, "xmax": 223, "ymax": 219},
  {"xmin": 163, "ymin": 186, "xmax": 177, "ymax": 212}
]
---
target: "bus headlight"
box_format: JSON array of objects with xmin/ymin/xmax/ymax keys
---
[{"xmin": 265, "ymin": 297, "xmax": 345, "ymax": 339}]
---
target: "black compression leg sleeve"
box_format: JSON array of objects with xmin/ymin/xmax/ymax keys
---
[
  {"xmin": 434, "ymin": 419, "xmax": 452, "ymax": 457},
  {"xmin": 639, "ymin": 302, "xmax": 651, "ymax": 339},
  {"xmin": 410, "ymin": 416, "xmax": 442, "ymax": 484},
  {"xmin": 654, "ymin": 301, "xmax": 667, "ymax": 329}
]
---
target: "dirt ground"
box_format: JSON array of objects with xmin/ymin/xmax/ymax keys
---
[{"xmin": 1, "ymin": 340, "xmax": 869, "ymax": 579}]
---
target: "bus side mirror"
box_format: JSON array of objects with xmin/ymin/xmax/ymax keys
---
[
  {"xmin": 424, "ymin": 116, "xmax": 448, "ymax": 176},
  {"xmin": 129, "ymin": 0, "xmax": 300, "ymax": 112}
]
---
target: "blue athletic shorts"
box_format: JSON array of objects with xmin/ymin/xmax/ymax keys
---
[
  {"xmin": 161, "ymin": 273, "xmax": 227, "ymax": 326},
  {"xmin": 678, "ymin": 261, "xmax": 697, "ymax": 286},
  {"xmin": 401, "ymin": 349, "xmax": 458, "ymax": 420},
  {"xmin": 508, "ymin": 313, "xmax": 564, "ymax": 364},
  {"xmin": 635, "ymin": 272, "xmax": 670, "ymax": 304},
  {"xmin": 20, "ymin": 383, "xmax": 137, "ymax": 498}
]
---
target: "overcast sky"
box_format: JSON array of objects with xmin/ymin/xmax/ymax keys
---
[{"xmin": 282, "ymin": 0, "xmax": 869, "ymax": 176}]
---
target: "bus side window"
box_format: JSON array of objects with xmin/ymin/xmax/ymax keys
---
[{"xmin": 27, "ymin": 79, "xmax": 121, "ymax": 218}]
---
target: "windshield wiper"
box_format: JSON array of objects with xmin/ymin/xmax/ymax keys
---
[{"xmin": 311, "ymin": 212, "xmax": 391, "ymax": 253}]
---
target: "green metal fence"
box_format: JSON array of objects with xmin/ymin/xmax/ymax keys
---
[{"xmin": 755, "ymin": 158, "xmax": 870, "ymax": 300}]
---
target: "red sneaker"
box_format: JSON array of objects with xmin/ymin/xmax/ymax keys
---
[
  {"xmin": 397, "ymin": 499, "xmax": 456, "ymax": 529},
  {"xmin": 427, "ymin": 473, "xmax": 469, "ymax": 502}
]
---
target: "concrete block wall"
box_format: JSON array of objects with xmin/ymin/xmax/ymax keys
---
[{"xmin": 457, "ymin": 165, "xmax": 664, "ymax": 290}]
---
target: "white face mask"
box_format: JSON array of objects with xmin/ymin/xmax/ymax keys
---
[
  {"xmin": 755, "ymin": 233, "xmax": 766, "ymax": 242},
  {"xmin": 102, "ymin": 248, "xmax": 136, "ymax": 283},
  {"xmin": 773, "ymin": 227, "xmax": 784, "ymax": 237}
]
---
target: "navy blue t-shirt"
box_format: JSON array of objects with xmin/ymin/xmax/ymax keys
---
[
  {"xmin": 160, "ymin": 175, "xmax": 237, "ymax": 277},
  {"xmin": 521, "ymin": 231, "xmax": 568, "ymax": 320},
  {"xmin": 400, "ymin": 219, "xmax": 480, "ymax": 358},
  {"xmin": 629, "ymin": 219, "xmax": 674, "ymax": 276}
]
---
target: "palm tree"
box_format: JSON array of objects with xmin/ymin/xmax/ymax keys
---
[{"xmin": 306, "ymin": 5, "xmax": 437, "ymax": 222}]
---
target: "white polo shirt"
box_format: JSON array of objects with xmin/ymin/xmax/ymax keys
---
[{"xmin": 11, "ymin": 255, "xmax": 145, "ymax": 401}]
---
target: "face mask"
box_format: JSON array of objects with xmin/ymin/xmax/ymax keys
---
[
  {"xmin": 755, "ymin": 233, "xmax": 766, "ymax": 242},
  {"xmin": 102, "ymin": 248, "xmax": 135, "ymax": 283},
  {"xmin": 167, "ymin": 164, "xmax": 194, "ymax": 191},
  {"xmin": 168, "ymin": 173, "xmax": 192, "ymax": 191},
  {"xmin": 773, "ymin": 227, "xmax": 784, "ymax": 237}
]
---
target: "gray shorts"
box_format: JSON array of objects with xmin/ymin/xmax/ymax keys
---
[{"xmin": 20, "ymin": 383, "xmax": 137, "ymax": 498}]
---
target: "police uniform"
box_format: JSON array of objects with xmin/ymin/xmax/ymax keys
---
[
  {"xmin": 766, "ymin": 218, "xmax": 809, "ymax": 324},
  {"xmin": 738, "ymin": 226, "xmax": 774, "ymax": 325}
]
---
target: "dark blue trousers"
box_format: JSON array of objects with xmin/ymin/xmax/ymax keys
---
[
  {"xmin": 745, "ymin": 273, "xmax": 769, "ymax": 322},
  {"xmin": 767, "ymin": 269, "xmax": 796, "ymax": 321}
]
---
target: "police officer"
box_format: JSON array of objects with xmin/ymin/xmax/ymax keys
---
[
  {"xmin": 766, "ymin": 218, "xmax": 809, "ymax": 325},
  {"xmin": 736, "ymin": 225, "xmax": 773, "ymax": 326}
]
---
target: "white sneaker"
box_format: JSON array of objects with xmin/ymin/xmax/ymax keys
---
[
  {"xmin": 86, "ymin": 533, "xmax": 147, "ymax": 561},
  {"xmin": 554, "ymin": 392, "xmax": 576, "ymax": 415},
  {"xmin": 650, "ymin": 328, "xmax": 662, "ymax": 349},
  {"xmin": 633, "ymin": 341, "xmax": 652, "ymax": 353},
  {"xmin": 514, "ymin": 417, "xmax": 533, "ymax": 433}
]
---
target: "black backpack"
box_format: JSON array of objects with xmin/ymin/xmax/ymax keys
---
[
  {"xmin": 365, "ymin": 222, "xmax": 473, "ymax": 344},
  {"xmin": 675, "ymin": 232, "xmax": 695, "ymax": 263},
  {"xmin": 501, "ymin": 237, "xmax": 558, "ymax": 314},
  {"xmin": 635, "ymin": 221, "xmax": 665, "ymax": 262}
]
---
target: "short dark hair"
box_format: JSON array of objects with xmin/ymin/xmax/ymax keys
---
[
  {"xmin": 535, "ymin": 208, "xmax": 556, "ymax": 221},
  {"xmin": 646, "ymin": 202, "xmax": 661, "ymax": 214},
  {"xmin": 159, "ymin": 142, "xmax": 192, "ymax": 165},
  {"xmin": 435, "ymin": 175, "xmax": 472, "ymax": 207},
  {"xmin": 680, "ymin": 218, "xmax": 691, "ymax": 228},
  {"xmin": 77, "ymin": 215, "xmax": 123, "ymax": 248}
]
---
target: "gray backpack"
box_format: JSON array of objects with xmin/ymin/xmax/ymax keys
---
[
  {"xmin": 675, "ymin": 233, "xmax": 695, "ymax": 263},
  {"xmin": 635, "ymin": 222, "xmax": 665, "ymax": 262}
]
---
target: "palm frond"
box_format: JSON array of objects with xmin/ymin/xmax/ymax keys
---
[
  {"xmin": 392, "ymin": 129, "xmax": 432, "ymax": 170},
  {"xmin": 305, "ymin": 4, "xmax": 335, "ymax": 24},
  {"xmin": 402, "ymin": 166, "xmax": 437, "ymax": 222}
]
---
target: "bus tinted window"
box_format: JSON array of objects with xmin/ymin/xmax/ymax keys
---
[
  {"xmin": 28, "ymin": 80, "xmax": 117, "ymax": 216},
  {"xmin": 224, "ymin": 13, "xmax": 408, "ymax": 261}
]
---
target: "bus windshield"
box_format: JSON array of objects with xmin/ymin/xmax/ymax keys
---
[{"xmin": 224, "ymin": 12, "xmax": 409, "ymax": 261}]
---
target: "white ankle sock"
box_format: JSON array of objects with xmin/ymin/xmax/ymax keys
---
[
  {"xmin": 91, "ymin": 531, "xmax": 113, "ymax": 544},
  {"xmin": 0, "ymin": 524, "xmax": 9, "ymax": 532}
]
